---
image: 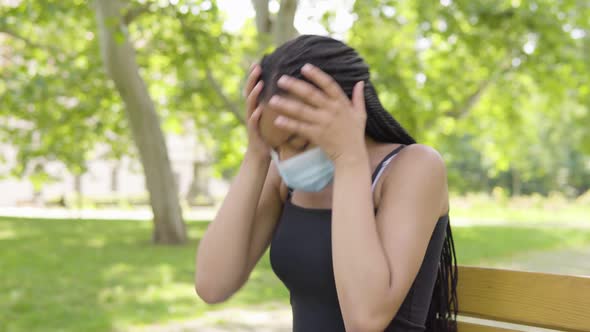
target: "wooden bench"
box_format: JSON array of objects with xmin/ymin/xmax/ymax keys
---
[{"xmin": 457, "ymin": 266, "xmax": 590, "ymax": 332}]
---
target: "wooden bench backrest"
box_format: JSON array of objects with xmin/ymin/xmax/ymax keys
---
[{"xmin": 457, "ymin": 266, "xmax": 590, "ymax": 332}]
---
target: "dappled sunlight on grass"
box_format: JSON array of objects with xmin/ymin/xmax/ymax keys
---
[
  {"xmin": 0, "ymin": 217, "xmax": 205, "ymax": 332},
  {"xmin": 0, "ymin": 228, "xmax": 17, "ymax": 239},
  {"xmin": 2, "ymin": 217, "xmax": 590, "ymax": 331}
]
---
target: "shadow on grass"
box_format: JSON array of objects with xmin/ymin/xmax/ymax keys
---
[
  {"xmin": 1, "ymin": 217, "xmax": 589, "ymax": 332},
  {"xmin": 0, "ymin": 218, "xmax": 286, "ymax": 332}
]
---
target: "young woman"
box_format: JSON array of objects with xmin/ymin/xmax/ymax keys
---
[{"xmin": 195, "ymin": 35, "xmax": 458, "ymax": 332}]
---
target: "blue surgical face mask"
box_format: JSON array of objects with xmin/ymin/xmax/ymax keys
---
[{"xmin": 271, "ymin": 147, "xmax": 334, "ymax": 192}]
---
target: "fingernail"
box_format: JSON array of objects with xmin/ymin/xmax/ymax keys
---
[
  {"xmin": 302, "ymin": 63, "xmax": 314, "ymax": 72},
  {"xmin": 278, "ymin": 75, "xmax": 289, "ymax": 85},
  {"xmin": 275, "ymin": 116, "xmax": 286, "ymax": 125},
  {"xmin": 269, "ymin": 95, "xmax": 280, "ymax": 105}
]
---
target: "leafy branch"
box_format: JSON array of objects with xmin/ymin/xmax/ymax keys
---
[
  {"xmin": 0, "ymin": 27, "xmax": 61, "ymax": 53},
  {"xmin": 123, "ymin": 3, "xmax": 152, "ymax": 25},
  {"xmin": 177, "ymin": 15, "xmax": 246, "ymax": 126}
]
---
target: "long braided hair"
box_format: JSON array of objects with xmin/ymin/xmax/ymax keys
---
[{"xmin": 258, "ymin": 35, "xmax": 458, "ymax": 331}]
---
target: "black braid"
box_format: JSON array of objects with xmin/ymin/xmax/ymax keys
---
[
  {"xmin": 425, "ymin": 222, "xmax": 459, "ymax": 332},
  {"xmin": 258, "ymin": 35, "xmax": 458, "ymax": 331},
  {"xmin": 364, "ymin": 81, "xmax": 416, "ymax": 144}
]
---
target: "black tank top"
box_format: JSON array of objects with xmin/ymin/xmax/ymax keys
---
[{"xmin": 269, "ymin": 145, "xmax": 449, "ymax": 331}]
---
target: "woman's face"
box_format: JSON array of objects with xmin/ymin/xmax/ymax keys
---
[{"xmin": 258, "ymin": 95, "xmax": 314, "ymax": 161}]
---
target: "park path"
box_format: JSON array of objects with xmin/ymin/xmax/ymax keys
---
[
  {"xmin": 490, "ymin": 245, "xmax": 590, "ymax": 276},
  {"xmin": 2, "ymin": 206, "xmax": 589, "ymax": 229},
  {"xmin": 0, "ymin": 206, "xmax": 218, "ymax": 221}
]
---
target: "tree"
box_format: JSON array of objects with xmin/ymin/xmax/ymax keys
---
[
  {"xmin": 174, "ymin": 0, "xmax": 300, "ymax": 177},
  {"xmin": 0, "ymin": 2, "xmax": 129, "ymax": 179},
  {"xmin": 347, "ymin": 0, "xmax": 590, "ymax": 195},
  {"xmin": 95, "ymin": 0, "xmax": 186, "ymax": 244},
  {"xmin": 252, "ymin": 0, "xmax": 299, "ymax": 48},
  {"xmin": 2, "ymin": 0, "xmax": 588, "ymax": 206},
  {"xmin": 0, "ymin": 0, "xmax": 227, "ymax": 242}
]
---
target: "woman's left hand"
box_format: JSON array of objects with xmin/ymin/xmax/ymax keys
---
[{"xmin": 268, "ymin": 63, "xmax": 367, "ymax": 164}]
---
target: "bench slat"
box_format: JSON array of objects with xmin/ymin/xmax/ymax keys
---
[
  {"xmin": 457, "ymin": 266, "xmax": 590, "ymax": 332},
  {"xmin": 457, "ymin": 321, "xmax": 520, "ymax": 332}
]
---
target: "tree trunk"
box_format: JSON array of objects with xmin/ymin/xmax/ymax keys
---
[
  {"xmin": 95, "ymin": 0, "xmax": 186, "ymax": 244},
  {"xmin": 251, "ymin": 0, "xmax": 299, "ymax": 48},
  {"xmin": 74, "ymin": 174, "xmax": 83, "ymax": 211},
  {"xmin": 110, "ymin": 162, "xmax": 119, "ymax": 193},
  {"xmin": 252, "ymin": 0, "xmax": 272, "ymax": 37},
  {"xmin": 186, "ymin": 161, "xmax": 211, "ymax": 206},
  {"xmin": 274, "ymin": 0, "xmax": 299, "ymax": 45},
  {"xmin": 511, "ymin": 168, "xmax": 521, "ymax": 197}
]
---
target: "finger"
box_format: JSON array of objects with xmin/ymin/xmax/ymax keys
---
[
  {"xmin": 276, "ymin": 75, "xmax": 329, "ymax": 108},
  {"xmin": 352, "ymin": 81, "xmax": 366, "ymax": 113},
  {"xmin": 300, "ymin": 63, "xmax": 347, "ymax": 100},
  {"xmin": 244, "ymin": 64, "xmax": 261, "ymax": 97},
  {"xmin": 248, "ymin": 106, "xmax": 262, "ymax": 129},
  {"xmin": 274, "ymin": 115, "xmax": 317, "ymax": 140},
  {"xmin": 268, "ymin": 95, "xmax": 326, "ymax": 124},
  {"xmin": 246, "ymin": 81, "xmax": 264, "ymax": 117}
]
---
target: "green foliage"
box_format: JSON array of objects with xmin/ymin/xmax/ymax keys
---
[
  {"xmin": 1, "ymin": 1, "xmax": 129, "ymax": 177},
  {"xmin": 1, "ymin": 0, "xmax": 589, "ymax": 194},
  {"xmin": 0, "ymin": 0, "xmax": 248, "ymax": 179},
  {"xmin": 348, "ymin": 0, "xmax": 590, "ymax": 195}
]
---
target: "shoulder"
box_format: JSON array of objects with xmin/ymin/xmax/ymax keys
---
[
  {"xmin": 396, "ymin": 144, "xmax": 446, "ymax": 174},
  {"xmin": 376, "ymin": 143, "xmax": 448, "ymax": 218},
  {"xmin": 382, "ymin": 144, "xmax": 447, "ymax": 195}
]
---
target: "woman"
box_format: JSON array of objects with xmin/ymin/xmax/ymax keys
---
[{"xmin": 195, "ymin": 35, "xmax": 458, "ymax": 332}]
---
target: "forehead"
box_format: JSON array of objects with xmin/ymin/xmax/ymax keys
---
[{"xmin": 258, "ymin": 102, "xmax": 292, "ymax": 147}]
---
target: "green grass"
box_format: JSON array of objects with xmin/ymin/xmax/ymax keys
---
[
  {"xmin": 0, "ymin": 217, "xmax": 287, "ymax": 332},
  {"xmin": 1, "ymin": 217, "xmax": 590, "ymax": 332},
  {"xmin": 453, "ymin": 225, "xmax": 590, "ymax": 265},
  {"xmin": 450, "ymin": 193, "xmax": 590, "ymax": 224}
]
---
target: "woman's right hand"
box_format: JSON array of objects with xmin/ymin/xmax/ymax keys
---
[{"xmin": 244, "ymin": 64, "xmax": 270, "ymax": 159}]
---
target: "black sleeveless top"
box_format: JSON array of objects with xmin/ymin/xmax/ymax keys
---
[{"xmin": 269, "ymin": 145, "xmax": 449, "ymax": 331}]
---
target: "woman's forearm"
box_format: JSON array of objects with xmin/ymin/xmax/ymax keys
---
[
  {"xmin": 331, "ymin": 150, "xmax": 394, "ymax": 331},
  {"xmin": 195, "ymin": 151, "xmax": 270, "ymax": 301}
]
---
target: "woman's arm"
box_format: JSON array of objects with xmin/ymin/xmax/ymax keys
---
[
  {"xmin": 195, "ymin": 151, "xmax": 284, "ymax": 304},
  {"xmin": 331, "ymin": 144, "xmax": 447, "ymax": 332},
  {"xmin": 196, "ymin": 64, "xmax": 284, "ymax": 304}
]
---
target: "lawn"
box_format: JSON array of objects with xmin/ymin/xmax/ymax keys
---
[
  {"xmin": 1, "ymin": 217, "xmax": 590, "ymax": 332},
  {"xmin": 450, "ymin": 193, "xmax": 590, "ymax": 224}
]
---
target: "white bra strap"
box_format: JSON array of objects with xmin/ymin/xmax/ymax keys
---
[{"xmin": 371, "ymin": 154, "xmax": 399, "ymax": 192}]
